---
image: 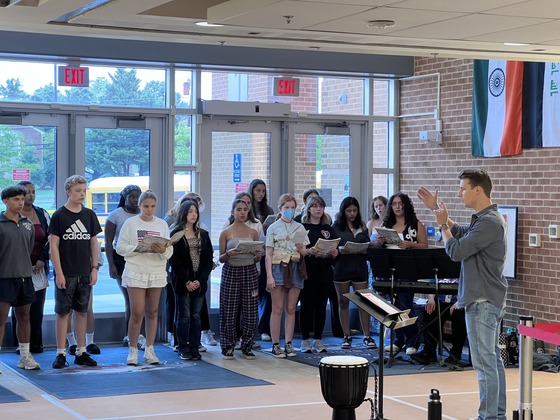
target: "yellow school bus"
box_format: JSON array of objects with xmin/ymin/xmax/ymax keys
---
[{"xmin": 86, "ymin": 174, "xmax": 191, "ymax": 224}]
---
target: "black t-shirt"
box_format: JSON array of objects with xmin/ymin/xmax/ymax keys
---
[
  {"xmin": 302, "ymin": 223, "xmax": 337, "ymax": 280},
  {"xmin": 49, "ymin": 206, "xmax": 102, "ymax": 276}
]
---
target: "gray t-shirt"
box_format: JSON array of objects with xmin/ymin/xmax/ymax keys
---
[{"xmin": 106, "ymin": 207, "xmax": 137, "ymax": 247}]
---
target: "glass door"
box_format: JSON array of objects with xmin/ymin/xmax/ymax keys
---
[
  {"xmin": 200, "ymin": 118, "xmax": 282, "ymax": 309},
  {"xmin": 74, "ymin": 115, "xmax": 165, "ymax": 315}
]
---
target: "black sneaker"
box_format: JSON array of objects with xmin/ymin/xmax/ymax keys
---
[
  {"xmin": 363, "ymin": 336, "xmax": 377, "ymax": 349},
  {"xmin": 86, "ymin": 343, "xmax": 101, "ymax": 355},
  {"xmin": 242, "ymin": 350, "xmax": 256, "ymax": 360},
  {"xmin": 52, "ymin": 353, "xmax": 68, "ymax": 369},
  {"xmin": 341, "ymin": 336, "xmax": 352, "ymax": 349},
  {"xmin": 222, "ymin": 348, "xmax": 234, "ymax": 360},
  {"xmin": 179, "ymin": 351, "xmax": 192, "ymax": 360},
  {"xmin": 75, "ymin": 352, "xmax": 97, "ymax": 367},
  {"xmin": 190, "ymin": 352, "xmax": 202, "ymax": 361},
  {"xmin": 68, "ymin": 344, "xmax": 77, "ymax": 356},
  {"xmin": 411, "ymin": 351, "xmax": 437, "ymax": 364},
  {"xmin": 444, "ymin": 354, "xmax": 463, "ymax": 366}
]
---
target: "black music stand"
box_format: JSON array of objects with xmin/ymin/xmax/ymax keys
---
[
  {"xmin": 414, "ymin": 248, "xmax": 461, "ymax": 365},
  {"xmin": 367, "ymin": 247, "xmax": 461, "ymax": 366},
  {"xmin": 345, "ymin": 289, "xmax": 416, "ymax": 420}
]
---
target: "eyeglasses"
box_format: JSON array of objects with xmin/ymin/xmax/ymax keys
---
[{"xmin": 391, "ymin": 202, "xmax": 403, "ymax": 208}]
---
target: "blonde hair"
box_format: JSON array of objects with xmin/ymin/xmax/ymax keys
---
[
  {"xmin": 139, "ymin": 189, "xmax": 158, "ymax": 204},
  {"xmin": 167, "ymin": 192, "xmax": 203, "ymax": 219},
  {"xmin": 64, "ymin": 175, "xmax": 87, "ymax": 191},
  {"xmin": 277, "ymin": 193, "xmax": 297, "ymax": 210}
]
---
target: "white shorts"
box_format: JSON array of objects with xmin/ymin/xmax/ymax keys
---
[{"xmin": 122, "ymin": 267, "xmax": 167, "ymax": 289}]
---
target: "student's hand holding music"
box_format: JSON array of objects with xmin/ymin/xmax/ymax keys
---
[
  {"xmin": 296, "ymin": 243, "xmax": 306, "ymax": 256},
  {"xmin": 151, "ymin": 243, "xmax": 166, "ymax": 254},
  {"xmin": 328, "ymin": 248, "xmax": 338, "ymax": 258},
  {"xmin": 253, "ymin": 249, "xmax": 262, "ymax": 262}
]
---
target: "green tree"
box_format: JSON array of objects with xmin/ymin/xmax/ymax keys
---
[
  {"xmin": 0, "ymin": 78, "xmax": 29, "ymax": 101},
  {"xmin": 174, "ymin": 116, "xmax": 192, "ymax": 165}
]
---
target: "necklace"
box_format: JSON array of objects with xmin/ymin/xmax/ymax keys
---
[
  {"xmin": 21, "ymin": 207, "xmax": 36, "ymax": 222},
  {"xmin": 283, "ymin": 220, "xmax": 297, "ymax": 241}
]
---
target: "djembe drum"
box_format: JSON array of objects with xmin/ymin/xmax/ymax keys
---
[{"xmin": 318, "ymin": 355, "xmax": 369, "ymax": 420}]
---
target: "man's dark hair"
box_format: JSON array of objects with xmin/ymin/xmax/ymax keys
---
[
  {"xmin": 1, "ymin": 185, "xmax": 27, "ymax": 200},
  {"xmin": 458, "ymin": 169, "xmax": 492, "ymax": 197}
]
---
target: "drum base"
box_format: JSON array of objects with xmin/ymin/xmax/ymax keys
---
[{"xmin": 331, "ymin": 407, "xmax": 357, "ymax": 420}]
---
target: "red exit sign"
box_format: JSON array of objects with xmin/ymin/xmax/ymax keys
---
[
  {"xmin": 58, "ymin": 66, "xmax": 90, "ymax": 87},
  {"xmin": 273, "ymin": 77, "xmax": 300, "ymax": 97}
]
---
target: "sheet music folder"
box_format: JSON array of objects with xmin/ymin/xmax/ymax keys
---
[{"xmin": 344, "ymin": 289, "xmax": 417, "ymax": 330}]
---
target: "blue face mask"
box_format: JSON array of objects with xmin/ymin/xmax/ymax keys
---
[{"xmin": 281, "ymin": 208, "xmax": 295, "ymax": 220}]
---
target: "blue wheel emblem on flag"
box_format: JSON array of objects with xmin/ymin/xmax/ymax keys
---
[{"xmin": 488, "ymin": 68, "xmax": 505, "ymax": 97}]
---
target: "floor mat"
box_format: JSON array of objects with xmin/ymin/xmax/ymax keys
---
[
  {"xmin": 0, "ymin": 383, "xmax": 28, "ymax": 403},
  {"xmin": 257, "ymin": 337, "xmax": 471, "ymax": 376},
  {"xmin": 1, "ymin": 345, "xmax": 271, "ymax": 400}
]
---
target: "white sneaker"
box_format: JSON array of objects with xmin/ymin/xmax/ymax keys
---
[
  {"xmin": 137, "ymin": 334, "xmax": 147, "ymax": 351},
  {"xmin": 406, "ymin": 347, "xmax": 417, "ymax": 356},
  {"xmin": 234, "ymin": 340, "xmax": 241, "ymax": 350},
  {"xmin": 261, "ymin": 333, "xmax": 272, "ymax": 342},
  {"xmin": 198, "ymin": 344, "xmax": 207, "ymax": 352},
  {"xmin": 313, "ymin": 339, "xmax": 327, "ymax": 353},
  {"xmin": 300, "ymin": 339, "xmax": 312, "ymax": 353},
  {"xmin": 143, "ymin": 345, "xmax": 159, "ymax": 365},
  {"xmin": 127, "ymin": 347, "xmax": 138, "ymax": 366},
  {"xmin": 384, "ymin": 344, "xmax": 401, "ymax": 353},
  {"xmin": 17, "ymin": 354, "xmax": 40, "ymax": 370},
  {"xmin": 123, "ymin": 335, "xmax": 130, "ymax": 346},
  {"xmin": 202, "ymin": 330, "xmax": 218, "ymax": 346}
]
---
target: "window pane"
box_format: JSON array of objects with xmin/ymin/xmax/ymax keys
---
[
  {"xmin": 209, "ymin": 130, "xmax": 271, "ymax": 309},
  {"xmin": 85, "ymin": 127, "xmax": 150, "ymax": 314},
  {"xmin": 175, "ymin": 70, "xmax": 193, "ymax": 108},
  {"xmin": 202, "ymin": 71, "xmax": 365, "ymax": 115},
  {"xmin": 373, "ymin": 80, "xmax": 391, "ymax": 116},
  {"xmin": 372, "ymin": 121, "xmax": 392, "ymax": 168},
  {"xmin": 174, "ymin": 115, "xmax": 193, "ymax": 166},
  {"xmin": 294, "ymin": 132, "xmax": 350, "ymax": 216}
]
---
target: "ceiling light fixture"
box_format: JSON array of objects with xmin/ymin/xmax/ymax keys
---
[
  {"xmin": 367, "ymin": 19, "xmax": 395, "ymax": 29},
  {"xmin": 503, "ymin": 42, "xmax": 528, "ymax": 46},
  {"xmin": 196, "ymin": 21, "xmax": 223, "ymax": 27}
]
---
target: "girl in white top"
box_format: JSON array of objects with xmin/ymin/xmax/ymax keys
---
[
  {"xmin": 266, "ymin": 193, "xmax": 309, "ymax": 358},
  {"xmin": 116, "ymin": 190, "xmax": 173, "ymax": 366}
]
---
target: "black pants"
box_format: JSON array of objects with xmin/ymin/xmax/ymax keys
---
[{"xmin": 422, "ymin": 301, "xmax": 467, "ymax": 358}]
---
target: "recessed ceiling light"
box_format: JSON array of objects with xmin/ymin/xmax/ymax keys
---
[
  {"xmin": 196, "ymin": 21, "xmax": 223, "ymax": 27},
  {"xmin": 367, "ymin": 20, "xmax": 395, "ymax": 29},
  {"xmin": 503, "ymin": 42, "xmax": 529, "ymax": 46}
]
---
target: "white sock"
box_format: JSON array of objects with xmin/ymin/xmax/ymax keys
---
[
  {"xmin": 86, "ymin": 333, "xmax": 94, "ymax": 346},
  {"xmin": 66, "ymin": 332, "xmax": 77, "ymax": 346},
  {"xmin": 76, "ymin": 346, "xmax": 87, "ymax": 356},
  {"xmin": 57, "ymin": 348, "xmax": 67, "ymax": 356},
  {"xmin": 19, "ymin": 343, "xmax": 30, "ymax": 357}
]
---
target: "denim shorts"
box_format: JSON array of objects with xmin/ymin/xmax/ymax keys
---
[
  {"xmin": 54, "ymin": 276, "xmax": 91, "ymax": 315},
  {"xmin": 271, "ymin": 263, "xmax": 304, "ymax": 289}
]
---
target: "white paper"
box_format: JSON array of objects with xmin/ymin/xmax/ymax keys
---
[
  {"xmin": 232, "ymin": 240, "xmax": 264, "ymax": 254},
  {"xmin": 292, "ymin": 229, "xmax": 309, "ymax": 244},
  {"xmin": 340, "ymin": 241, "xmax": 369, "ymax": 254},
  {"xmin": 375, "ymin": 227, "xmax": 402, "ymax": 245},
  {"xmin": 314, "ymin": 238, "xmax": 341, "ymax": 256}
]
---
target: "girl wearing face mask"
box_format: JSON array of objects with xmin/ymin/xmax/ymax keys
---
[{"xmin": 265, "ymin": 194, "xmax": 309, "ymax": 358}]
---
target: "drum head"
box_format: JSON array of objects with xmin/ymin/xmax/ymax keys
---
[{"xmin": 319, "ymin": 355, "xmax": 369, "ymax": 366}]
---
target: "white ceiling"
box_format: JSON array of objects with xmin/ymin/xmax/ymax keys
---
[{"xmin": 2, "ymin": 0, "xmax": 560, "ymax": 61}]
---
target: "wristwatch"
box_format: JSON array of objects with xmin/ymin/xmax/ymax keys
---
[{"xmin": 439, "ymin": 224, "xmax": 449, "ymax": 231}]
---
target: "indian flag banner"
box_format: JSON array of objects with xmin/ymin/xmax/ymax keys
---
[{"xmin": 472, "ymin": 60, "xmax": 524, "ymax": 157}]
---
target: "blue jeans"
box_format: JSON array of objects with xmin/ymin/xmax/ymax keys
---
[
  {"xmin": 465, "ymin": 301, "xmax": 507, "ymax": 420},
  {"xmin": 175, "ymin": 292, "xmax": 204, "ymax": 354}
]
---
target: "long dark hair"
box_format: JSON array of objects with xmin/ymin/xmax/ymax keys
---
[
  {"xmin": 227, "ymin": 192, "xmax": 258, "ymax": 225},
  {"xmin": 248, "ymin": 179, "xmax": 273, "ymax": 221},
  {"xmin": 382, "ymin": 192, "xmax": 419, "ymax": 230},
  {"xmin": 171, "ymin": 199, "xmax": 201, "ymax": 243},
  {"xmin": 333, "ymin": 196, "xmax": 363, "ymax": 231}
]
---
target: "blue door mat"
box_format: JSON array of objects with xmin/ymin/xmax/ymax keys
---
[{"xmin": 1, "ymin": 345, "xmax": 271, "ymax": 400}]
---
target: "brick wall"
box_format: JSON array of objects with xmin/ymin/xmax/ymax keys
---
[{"xmin": 400, "ymin": 57, "xmax": 560, "ymax": 331}]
